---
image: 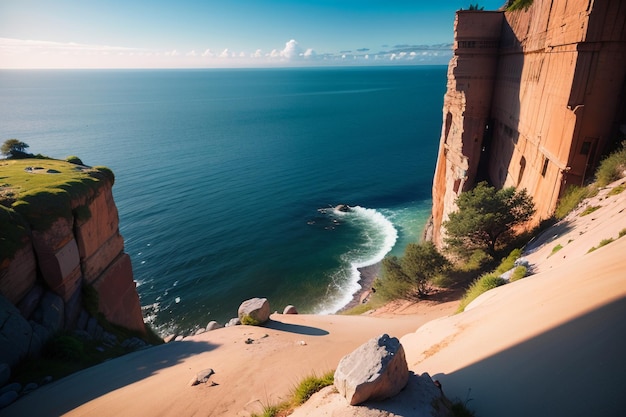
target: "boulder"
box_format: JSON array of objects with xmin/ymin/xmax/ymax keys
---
[
  {"xmin": 334, "ymin": 333, "xmax": 409, "ymax": 405},
  {"xmin": 37, "ymin": 291, "xmax": 65, "ymax": 333},
  {"xmin": 0, "ymin": 295, "xmax": 33, "ymax": 368},
  {"xmin": 206, "ymin": 321, "xmax": 221, "ymax": 331},
  {"xmin": 335, "ymin": 204, "xmax": 351, "ymax": 212},
  {"xmin": 16, "ymin": 284, "xmax": 44, "ymax": 320},
  {"xmin": 0, "ymin": 363, "xmax": 10, "ymax": 387},
  {"xmin": 225, "ymin": 318, "xmax": 241, "ymax": 327},
  {"xmin": 283, "ymin": 305, "xmax": 298, "ymax": 314},
  {"xmin": 237, "ymin": 298, "xmax": 270, "ymax": 325}
]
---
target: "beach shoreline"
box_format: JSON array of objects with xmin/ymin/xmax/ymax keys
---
[{"xmin": 338, "ymin": 262, "xmax": 381, "ymax": 312}]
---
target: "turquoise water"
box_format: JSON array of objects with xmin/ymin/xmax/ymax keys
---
[{"xmin": 0, "ymin": 67, "xmax": 446, "ymax": 334}]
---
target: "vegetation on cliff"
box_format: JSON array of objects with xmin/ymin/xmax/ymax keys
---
[
  {"xmin": 443, "ymin": 182, "xmax": 535, "ymax": 256},
  {"xmin": 0, "ymin": 158, "xmax": 114, "ymax": 234}
]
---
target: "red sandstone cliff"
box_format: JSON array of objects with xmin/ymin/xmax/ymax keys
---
[
  {"xmin": 0, "ymin": 164, "xmax": 145, "ymax": 367},
  {"xmin": 429, "ymin": 0, "xmax": 626, "ymax": 247}
]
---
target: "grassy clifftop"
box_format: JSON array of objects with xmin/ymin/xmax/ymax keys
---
[{"xmin": 0, "ymin": 158, "xmax": 114, "ymax": 257}]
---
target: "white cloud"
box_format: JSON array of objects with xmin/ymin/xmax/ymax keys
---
[
  {"xmin": 187, "ymin": 50, "xmax": 197, "ymax": 57},
  {"xmin": 202, "ymin": 49, "xmax": 214, "ymax": 57},
  {"xmin": 219, "ymin": 48, "xmax": 230, "ymax": 58},
  {"xmin": 253, "ymin": 49, "xmax": 262, "ymax": 59},
  {"xmin": 280, "ymin": 39, "xmax": 301, "ymax": 60},
  {"xmin": 303, "ymin": 48, "xmax": 316, "ymax": 58}
]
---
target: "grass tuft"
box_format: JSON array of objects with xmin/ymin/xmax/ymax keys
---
[
  {"xmin": 457, "ymin": 273, "xmax": 507, "ymax": 313},
  {"xmin": 608, "ymin": 183, "xmax": 626, "ymax": 196},
  {"xmin": 554, "ymin": 185, "xmax": 594, "ymax": 219},
  {"xmin": 548, "ymin": 244, "xmax": 563, "ymax": 258},
  {"xmin": 509, "ymin": 265, "xmax": 527, "ymax": 282},
  {"xmin": 580, "ymin": 205, "xmax": 601, "ymax": 217}
]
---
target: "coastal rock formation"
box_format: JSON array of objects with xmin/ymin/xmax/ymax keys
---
[
  {"xmin": 238, "ymin": 298, "xmax": 270, "ymax": 325},
  {"xmin": 429, "ymin": 0, "xmax": 626, "ymax": 246},
  {"xmin": 334, "ymin": 333, "xmax": 409, "ymax": 405},
  {"xmin": 0, "ymin": 160, "xmax": 146, "ymax": 373}
]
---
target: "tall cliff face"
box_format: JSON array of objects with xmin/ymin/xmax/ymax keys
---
[
  {"xmin": 0, "ymin": 159, "xmax": 144, "ymax": 368},
  {"xmin": 429, "ymin": 0, "xmax": 626, "ymax": 247}
]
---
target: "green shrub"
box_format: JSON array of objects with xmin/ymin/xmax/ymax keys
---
[
  {"xmin": 292, "ymin": 371, "xmax": 334, "ymax": 405},
  {"xmin": 494, "ymin": 248, "xmax": 522, "ymax": 275},
  {"xmin": 548, "ymin": 244, "xmax": 563, "ymax": 258},
  {"xmin": 596, "ymin": 141, "xmax": 626, "ymax": 187},
  {"xmin": 460, "ymin": 249, "xmax": 493, "ymax": 272},
  {"xmin": 619, "ymin": 228, "xmax": 626, "ymax": 238},
  {"xmin": 580, "ymin": 205, "xmax": 601, "ymax": 216},
  {"xmin": 240, "ymin": 315, "xmax": 262, "ymax": 326},
  {"xmin": 44, "ymin": 334, "xmax": 86, "ymax": 362},
  {"xmin": 555, "ymin": 185, "xmax": 593, "ymax": 219},
  {"xmin": 507, "ymin": 0, "xmax": 534, "ymax": 11},
  {"xmin": 66, "ymin": 155, "xmax": 84, "ymax": 165},
  {"xmin": 457, "ymin": 274, "xmax": 507, "ymax": 313},
  {"xmin": 608, "ymin": 184, "xmax": 626, "ymax": 196},
  {"xmin": 509, "ymin": 265, "xmax": 527, "ymax": 282},
  {"xmin": 588, "ymin": 238, "xmax": 615, "ymax": 253}
]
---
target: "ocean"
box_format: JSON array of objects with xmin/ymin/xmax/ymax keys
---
[{"xmin": 0, "ymin": 66, "xmax": 446, "ymax": 335}]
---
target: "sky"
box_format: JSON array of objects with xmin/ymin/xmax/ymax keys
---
[{"xmin": 0, "ymin": 0, "xmax": 506, "ymax": 69}]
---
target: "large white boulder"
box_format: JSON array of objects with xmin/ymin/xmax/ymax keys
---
[{"xmin": 334, "ymin": 333, "xmax": 409, "ymax": 405}]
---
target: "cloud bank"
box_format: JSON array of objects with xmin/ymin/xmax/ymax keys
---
[{"xmin": 0, "ymin": 37, "xmax": 453, "ymax": 69}]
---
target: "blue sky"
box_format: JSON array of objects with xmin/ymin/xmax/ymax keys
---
[{"xmin": 0, "ymin": 0, "xmax": 506, "ymax": 68}]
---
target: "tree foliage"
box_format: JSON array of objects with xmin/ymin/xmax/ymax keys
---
[
  {"xmin": 444, "ymin": 182, "xmax": 535, "ymax": 255},
  {"xmin": 1, "ymin": 139, "xmax": 30, "ymax": 159},
  {"xmin": 378, "ymin": 242, "xmax": 450, "ymax": 300}
]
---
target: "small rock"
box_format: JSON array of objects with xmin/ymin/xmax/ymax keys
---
[
  {"xmin": 163, "ymin": 334, "xmax": 177, "ymax": 343},
  {"xmin": 175, "ymin": 335, "xmax": 185, "ymax": 342},
  {"xmin": 225, "ymin": 317, "xmax": 241, "ymax": 327},
  {"xmin": 0, "ymin": 364, "xmax": 10, "ymax": 387},
  {"xmin": 0, "ymin": 390, "xmax": 18, "ymax": 409},
  {"xmin": 206, "ymin": 321, "xmax": 221, "ymax": 331},
  {"xmin": 195, "ymin": 328, "xmax": 206, "ymax": 336},
  {"xmin": 189, "ymin": 368, "xmax": 214, "ymax": 386},
  {"xmin": 0, "ymin": 383, "xmax": 21, "ymax": 396},
  {"xmin": 283, "ymin": 305, "xmax": 298, "ymax": 314},
  {"xmin": 22, "ymin": 382, "xmax": 38, "ymax": 395}
]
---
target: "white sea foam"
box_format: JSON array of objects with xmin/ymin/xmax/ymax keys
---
[{"xmin": 316, "ymin": 205, "xmax": 398, "ymax": 314}]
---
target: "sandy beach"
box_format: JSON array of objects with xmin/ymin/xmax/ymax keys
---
[{"xmin": 3, "ymin": 178, "xmax": 626, "ymax": 417}]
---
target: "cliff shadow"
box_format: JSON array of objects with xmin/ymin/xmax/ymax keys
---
[
  {"xmin": 3, "ymin": 340, "xmax": 220, "ymax": 416},
  {"xmin": 479, "ymin": 16, "xmax": 525, "ymax": 188},
  {"xmin": 431, "ymin": 296, "xmax": 626, "ymax": 417}
]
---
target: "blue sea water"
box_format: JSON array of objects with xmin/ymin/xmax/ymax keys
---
[{"xmin": 0, "ymin": 66, "xmax": 446, "ymax": 334}]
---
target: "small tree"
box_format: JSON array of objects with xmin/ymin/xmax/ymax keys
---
[
  {"xmin": 1, "ymin": 139, "xmax": 30, "ymax": 159},
  {"xmin": 444, "ymin": 182, "xmax": 535, "ymax": 256},
  {"xmin": 378, "ymin": 242, "xmax": 450, "ymax": 300}
]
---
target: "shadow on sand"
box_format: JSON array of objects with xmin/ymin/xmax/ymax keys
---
[
  {"xmin": 433, "ymin": 296, "xmax": 626, "ymax": 417},
  {"xmin": 264, "ymin": 319, "xmax": 329, "ymax": 336},
  {"xmin": 3, "ymin": 339, "xmax": 220, "ymax": 416}
]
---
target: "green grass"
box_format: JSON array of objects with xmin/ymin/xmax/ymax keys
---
[
  {"xmin": 554, "ymin": 185, "xmax": 594, "ymax": 219},
  {"xmin": 509, "ymin": 265, "xmax": 527, "ymax": 282},
  {"xmin": 457, "ymin": 273, "xmax": 507, "ymax": 313},
  {"xmin": 250, "ymin": 371, "xmax": 335, "ymax": 417},
  {"xmin": 548, "ymin": 244, "xmax": 563, "ymax": 258},
  {"xmin": 580, "ymin": 205, "xmax": 601, "ymax": 217},
  {"xmin": 608, "ymin": 183, "xmax": 626, "ymax": 196},
  {"xmin": 619, "ymin": 228, "xmax": 626, "ymax": 238},
  {"xmin": 588, "ymin": 238, "xmax": 615, "ymax": 253},
  {"xmin": 0, "ymin": 158, "xmax": 113, "ymax": 232},
  {"xmin": 595, "ymin": 141, "xmax": 626, "ymax": 187},
  {"xmin": 507, "ymin": 0, "xmax": 534, "ymax": 11},
  {"xmin": 494, "ymin": 248, "xmax": 522, "ymax": 275}
]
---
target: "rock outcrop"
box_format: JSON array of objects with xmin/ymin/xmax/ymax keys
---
[
  {"xmin": 0, "ymin": 160, "xmax": 145, "ymax": 373},
  {"xmin": 429, "ymin": 0, "xmax": 626, "ymax": 247},
  {"xmin": 334, "ymin": 333, "xmax": 409, "ymax": 405}
]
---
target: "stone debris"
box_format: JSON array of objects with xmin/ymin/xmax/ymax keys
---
[
  {"xmin": 334, "ymin": 333, "xmax": 409, "ymax": 406},
  {"xmin": 189, "ymin": 368, "xmax": 215, "ymax": 386}
]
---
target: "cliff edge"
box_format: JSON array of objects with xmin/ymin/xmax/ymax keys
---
[{"xmin": 0, "ymin": 158, "xmax": 145, "ymax": 370}]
